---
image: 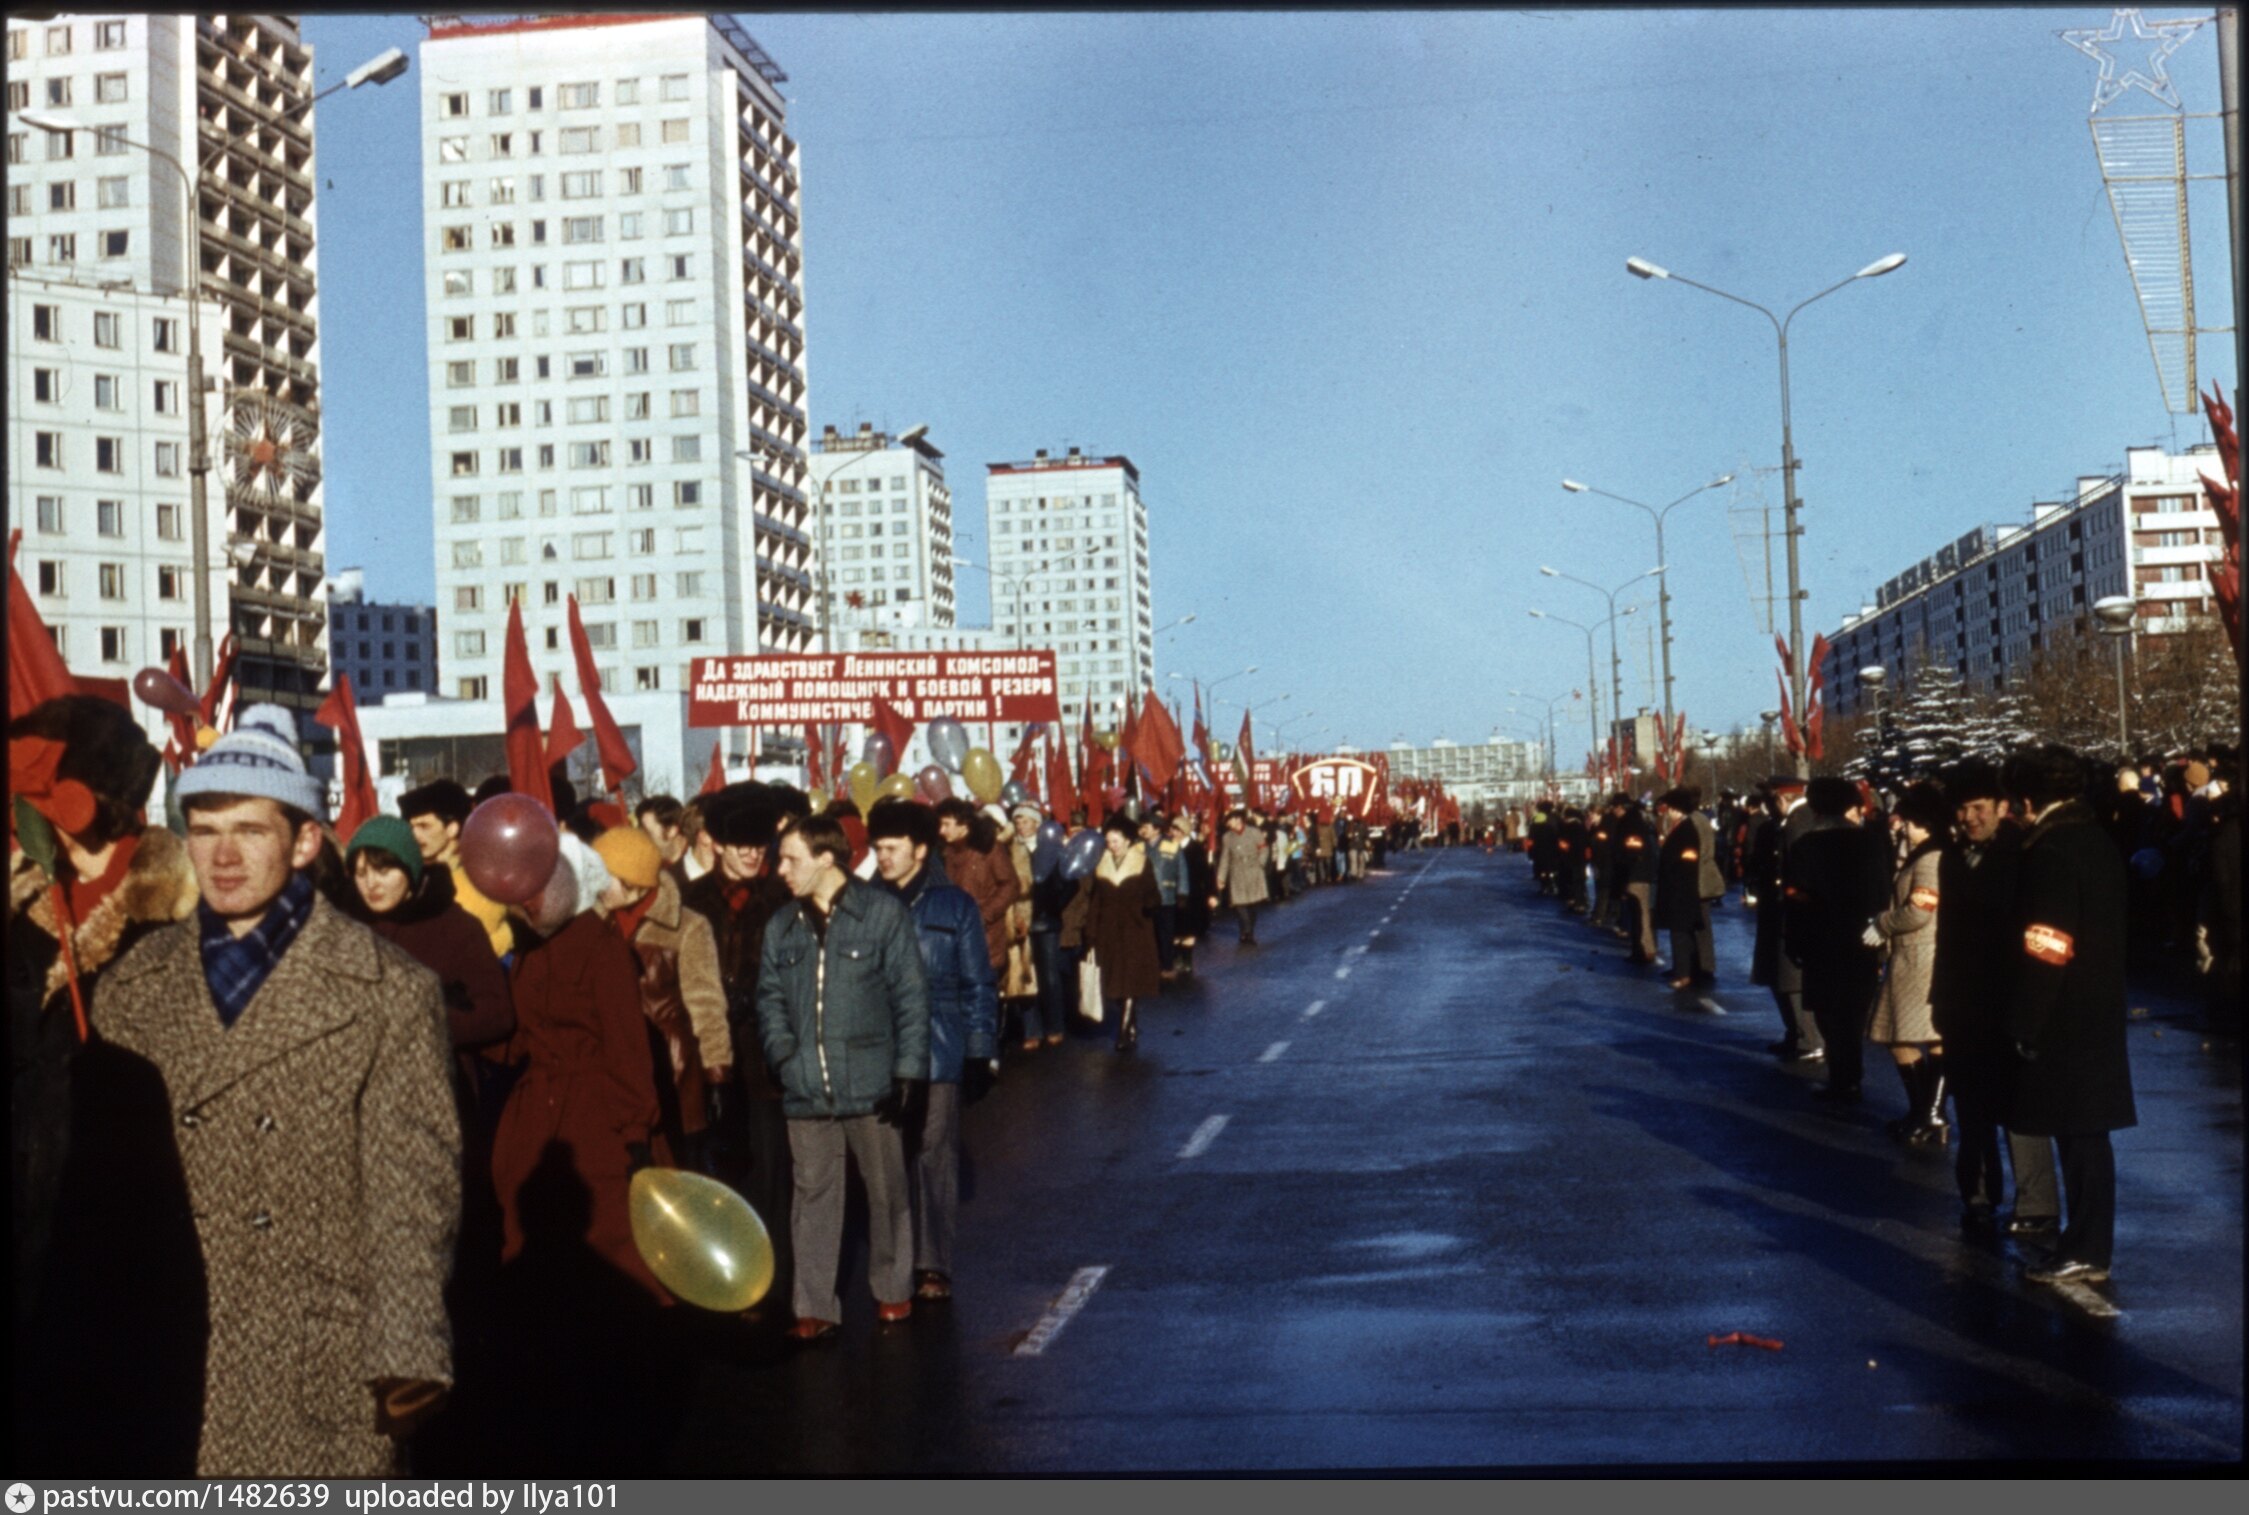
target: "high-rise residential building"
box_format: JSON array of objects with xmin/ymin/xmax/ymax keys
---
[
  {"xmin": 418, "ymin": 12, "xmax": 815, "ymax": 740},
  {"xmin": 1822, "ymin": 442, "xmax": 2224, "ymax": 715},
  {"xmin": 985, "ymin": 446, "xmax": 1154, "ymax": 748},
  {"xmin": 807, "ymin": 422, "xmax": 956, "ymax": 633},
  {"xmin": 324, "ymin": 568, "xmax": 436, "ymax": 704},
  {"xmin": 1383, "ymin": 736, "xmax": 1550, "ymax": 806},
  {"xmin": 5, "ymin": 13, "xmax": 331, "ymax": 730}
]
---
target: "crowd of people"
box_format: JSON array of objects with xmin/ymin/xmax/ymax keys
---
[
  {"xmin": 1500, "ymin": 744, "xmax": 2240, "ymax": 1293},
  {"xmin": 8, "ymin": 687, "xmax": 1440, "ymax": 1478}
]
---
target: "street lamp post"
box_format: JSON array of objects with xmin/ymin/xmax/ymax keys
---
[
  {"xmin": 1526, "ymin": 611, "xmax": 1604, "ymax": 772},
  {"xmin": 1560, "ymin": 472, "xmax": 1734, "ymax": 732},
  {"xmin": 1759, "ymin": 707, "xmax": 1781, "ymax": 772},
  {"xmin": 21, "ymin": 48, "xmax": 410, "ymax": 693},
  {"xmin": 1539, "ymin": 564, "xmax": 1662, "ymax": 763},
  {"xmin": 1858, "ymin": 664, "xmax": 1888, "ymax": 782},
  {"xmin": 1509, "ymin": 690, "xmax": 1574, "ymax": 788},
  {"xmin": 2092, "ymin": 595, "xmax": 2138, "ymax": 755},
  {"xmin": 1626, "ymin": 250, "xmax": 1907, "ymax": 778}
]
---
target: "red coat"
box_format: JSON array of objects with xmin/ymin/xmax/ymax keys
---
[{"xmin": 492, "ymin": 911, "xmax": 665, "ymax": 1301}]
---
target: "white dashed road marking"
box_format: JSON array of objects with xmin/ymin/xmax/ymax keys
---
[
  {"xmin": 1697, "ymin": 997, "xmax": 1729, "ymax": 1017},
  {"xmin": 1302, "ymin": 998, "xmax": 1327, "ymax": 1019},
  {"xmin": 2053, "ymin": 1280, "xmax": 2121, "ymax": 1319},
  {"xmin": 1178, "ymin": 1114, "xmax": 1230, "ymax": 1159},
  {"xmin": 1334, "ymin": 965, "xmax": 1353, "ymax": 981},
  {"xmin": 1013, "ymin": 1265, "xmax": 1110, "ymax": 1357},
  {"xmin": 1258, "ymin": 1040, "xmax": 1290, "ymax": 1063}
]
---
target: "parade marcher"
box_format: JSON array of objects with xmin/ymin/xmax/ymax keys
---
[
  {"xmin": 494, "ymin": 834, "xmax": 666, "ymax": 1300},
  {"xmin": 1161, "ymin": 812, "xmax": 1213, "ymax": 978},
  {"xmin": 1930, "ymin": 761, "xmax": 2057, "ymax": 1233},
  {"xmin": 1785, "ymin": 776, "xmax": 1893, "ymax": 1104},
  {"xmin": 1087, "ymin": 815, "xmax": 1164, "ymax": 1051},
  {"xmin": 1869, "ymin": 783, "xmax": 1950, "ymax": 1146},
  {"xmin": 402, "ymin": 777, "xmax": 512, "ymax": 959},
  {"xmin": 345, "ymin": 816, "xmax": 514, "ymax": 1092},
  {"xmin": 935, "ymin": 797, "xmax": 1020, "ymax": 976},
  {"xmin": 10, "ymin": 695, "xmax": 205, "ymax": 1476},
  {"xmin": 1555, "ymin": 807, "xmax": 1590, "ymax": 915},
  {"xmin": 97, "ymin": 705, "xmax": 459, "ymax": 1475},
  {"xmin": 1527, "ymin": 807, "xmax": 1558, "ymax": 895},
  {"xmin": 1654, "ymin": 789, "xmax": 1719, "ymax": 990},
  {"xmin": 1017, "ymin": 803, "xmax": 1072, "ymax": 1048},
  {"xmin": 2004, "ymin": 747, "xmax": 2135, "ymax": 1286},
  {"xmin": 1588, "ymin": 800, "xmax": 1619, "ymax": 929},
  {"xmin": 634, "ymin": 795, "xmax": 690, "ymax": 887},
  {"xmin": 678, "ymin": 783, "xmax": 797, "ymax": 1300},
  {"xmin": 677, "ymin": 799, "xmax": 717, "ymax": 884},
  {"xmin": 1213, "ymin": 807, "xmax": 1270, "ymax": 946},
  {"xmin": 593, "ymin": 825, "xmax": 732, "ymax": 1174},
  {"xmin": 1749, "ymin": 776, "xmax": 1824, "ymax": 1062},
  {"xmin": 866, "ymin": 800, "xmax": 998, "ymax": 1301},
  {"xmin": 1614, "ymin": 797, "xmax": 1660, "ymax": 966},
  {"xmin": 1001, "ymin": 804, "xmax": 1040, "ymax": 1026},
  {"xmin": 1145, "ymin": 812, "xmax": 1185, "ymax": 976},
  {"xmin": 756, "ymin": 813, "xmax": 931, "ymax": 1339}
]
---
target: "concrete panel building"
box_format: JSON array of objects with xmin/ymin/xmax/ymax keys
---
[
  {"xmin": 324, "ymin": 567, "xmax": 436, "ymax": 704},
  {"xmin": 807, "ymin": 422, "xmax": 957, "ymax": 633}
]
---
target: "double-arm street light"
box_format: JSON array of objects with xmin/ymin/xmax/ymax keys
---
[
  {"xmin": 1559, "ymin": 473, "xmax": 1734, "ymax": 732},
  {"xmin": 1625, "ymin": 249, "xmax": 1907, "ymax": 777},
  {"xmin": 1241, "ymin": 692, "xmax": 1290, "ymax": 751},
  {"xmin": 21, "ymin": 46, "xmax": 410, "ymax": 691},
  {"xmin": 1524, "ymin": 610, "xmax": 1604, "ymax": 769},
  {"xmin": 1540, "ymin": 564, "xmax": 1662, "ymax": 759},
  {"xmin": 1509, "ymin": 690, "xmax": 1575, "ymax": 783}
]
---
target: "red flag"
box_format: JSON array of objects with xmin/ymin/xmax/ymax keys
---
[
  {"xmin": 546, "ymin": 674, "xmax": 583, "ymax": 770},
  {"xmin": 1046, "ymin": 729, "xmax": 1077, "ymax": 820},
  {"xmin": 8, "ymin": 529, "xmax": 78, "ymax": 719},
  {"xmin": 1805, "ymin": 691, "xmax": 1825, "ymax": 763},
  {"xmin": 1137, "ymin": 687, "xmax": 1186, "ymax": 792},
  {"xmin": 870, "ymin": 693, "xmax": 915, "ymax": 774},
  {"xmin": 501, "ymin": 598, "xmax": 555, "ymax": 814},
  {"xmin": 1776, "ymin": 669, "xmax": 1803, "ymax": 757},
  {"xmin": 1119, "ymin": 695, "xmax": 1143, "ymax": 796},
  {"xmin": 1234, "ymin": 710, "xmax": 1258, "ymax": 791},
  {"xmin": 804, "ymin": 723, "xmax": 826, "ymax": 794},
  {"xmin": 314, "ymin": 674, "xmax": 380, "ymax": 843},
  {"xmin": 1807, "ymin": 634, "xmax": 1832, "ymax": 695},
  {"xmin": 1774, "ymin": 635, "xmax": 1794, "ymax": 679},
  {"xmin": 199, "ymin": 632, "xmax": 238, "ymax": 732},
  {"xmin": 700, "ymin": 740, "xmax": 727, "ymax": 796},
  {"xmin": 1008, "ymin": 723, "xmax": 1043, "ymax": 786},
  {"xmin": 567, "ymin": 595, "xmax": 637, "ymax": 795}
]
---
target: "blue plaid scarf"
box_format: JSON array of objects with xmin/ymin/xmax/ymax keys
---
[{"xmin": 198, "ymin": 870, "xmax": 316, "ymax": 1028}]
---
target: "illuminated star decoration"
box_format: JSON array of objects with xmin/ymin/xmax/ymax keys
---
[{"xmin": 2060, "ymin": 8, "xmax": 2207, "ymax": 113}]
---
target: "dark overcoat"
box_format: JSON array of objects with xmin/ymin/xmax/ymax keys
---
[
  {"xmin": 2008, "ymin": 802, "xmax": 2136, "ymax": 1136},
  {"xmin": 1086, "ymin": 849, "xmax": 1164, "ymax": 1001},
  {"xmin": 1652, "ymin": 814, "xmax": 1707, "ymax": 932},
  {"xmin": 1784, "ymin": 821, "xmax": 1891, "ymax": 993}
]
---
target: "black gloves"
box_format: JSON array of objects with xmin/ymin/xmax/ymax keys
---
[
  {"xmin": 875, "ymin": 1076, "xmax": 928, "ymax": 1128},
  {"xmin": 963, "ymin": 1059, "xmax": 998, "ymax": 1106},
  {"xmin": 626, "ymin": 1140, "xmax": 653, "ymax": 1174}
]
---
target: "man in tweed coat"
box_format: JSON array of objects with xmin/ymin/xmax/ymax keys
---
[{"xmin": 95, "ymin": 706, "xmax": 460, "ymax": 1476}]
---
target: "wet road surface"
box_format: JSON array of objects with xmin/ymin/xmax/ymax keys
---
[{"xmin": 647, "ymin": 849, "xmax": 2242, "ymax": 1472}]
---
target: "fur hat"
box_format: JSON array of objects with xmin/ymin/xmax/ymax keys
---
[
  {"xmin": 1893, "ymin": 781, "xmax": 1952, "ymax": 835},
  {"xmin": 865, "ymin": 797, "xmax": 940, "ymax": 851},
  {"xmin": 1805, "ymin": 776, "xmax": 1862, "ymax": 819},
  {"xmin": 173, "ymin": 703, "xmax": 324, "ymax": 820},
  {"xmin": 1943, "ymin": 759, "xmax": 2005, "ymax": 807},
  {"xmin": 702, "ymin": 782, "xmax": 783, "ymax": 847},
  {"xmin": 8, "ymin": 694, "xmax": 161, "ymax": 848}
]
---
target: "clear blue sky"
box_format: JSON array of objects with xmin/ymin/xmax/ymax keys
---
[{"xmin": 305, "ymin": 9, "xmax": 2236, "ymax": 755}]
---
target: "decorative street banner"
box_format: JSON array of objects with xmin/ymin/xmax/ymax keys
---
[
  {"xmin": 688, "ymin": 650, "xmax": 1063, "ymax": 729},
  {"xmin": 1288, "ymin": 756, "xmax": 1388, "ymax": 819}
]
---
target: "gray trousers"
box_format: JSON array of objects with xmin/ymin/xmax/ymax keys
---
[
  {"xmin": 787, "ymin": 1114, "xmax": 912, "ymax": 1320},
  {"xmin": 911, "ymin": 1081, "xmax": 961, "ymax": 1279},
  {"xmin": 1623, "ymin": 882, "xmax": 1656, "ymax": 960}
]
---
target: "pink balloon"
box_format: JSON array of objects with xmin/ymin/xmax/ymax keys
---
[
  {"xmin": 914, "ymin": 764, "xmax": 953, "ymax": 803},
  {"xmin": 459, "ymin": 793, "xmax": 561, "ymax": 905},
  {"xmin": 863, "ymin": 732, "xmax": 897, "ymax": 779},
  {"xmin": 132, "ymin": 666, "xmax": 201, "ymax": 716}
]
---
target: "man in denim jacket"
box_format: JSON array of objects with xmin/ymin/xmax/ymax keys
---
[
  {"xmin": 756, "ymin": 812, "xmax": 931, "ymax": 1340},
  {"xmin": 866, "ymin": 800, "xmax": 998, "ymax": 1303}
]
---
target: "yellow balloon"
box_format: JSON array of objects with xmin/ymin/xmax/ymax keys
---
[
  {"xmin": 876, "ymin": 771, "xmax": 916, "ymax": 802},
  {"xmin": 846, "ymin": 760, "xmax": 879, "ymax": 815},
  {"xmin": 628, "ymin": 1167, "xmax": 774, "ymax": 1313},
  {"xmin": 1094, "ymin": 729, "xmax": 1121, "ymax": 751},
  {"xmin": 195, "ymin": 724, "xmax": 219, "ymax": 751},
  {"xmin": 807, "ymin": 786, "xmax": 830, "ymax": 811},
  {"xmin": 961, "ymin": 746, "xmax": 1004, "ymax": 804}
]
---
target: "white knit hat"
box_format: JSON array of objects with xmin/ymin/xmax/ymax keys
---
[{"xmin": 173, "ymin": 703, "xmax": 326, "ymax": 820}]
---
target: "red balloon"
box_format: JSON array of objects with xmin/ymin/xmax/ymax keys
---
[
  {"xmin": 459, "ymin": 793, "xmax": 561, "ymax": 905},
  {"xmin": 914, "ymin": 764, "xmax": 953, "ymax": 803},
  {"xmin": 132, "ymin": 666, "xmax": 201, "ymax": 716}
]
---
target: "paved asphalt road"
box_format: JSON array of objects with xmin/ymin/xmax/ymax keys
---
[{"xmin": 609, "ymin": 848, "xmax": 2239, "ymax": 1473}]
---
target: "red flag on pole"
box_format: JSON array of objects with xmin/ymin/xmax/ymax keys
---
[
  {"xmin": 1137, "ymin": 687, "xmax": 1186, "ymax": 793},
  {"xmin": 199, "ymin": 632, "xmax": 238, "ymax": 733},
  {"xmin": 8, "ymin": 529, "xmax": 79, "ymax": 719},
  {"xmin": 699, "ymin": 740, "xmax": 727, "ymax": 796},
  {"xmin": 546, "ymin": 674, "xmax": 584, "ymax": 770},
  {"xmin": 804, "ymin": 723, "xmax": 826, "ymax": 794},
  {"xmin": 1776, "ymin": 669, "xmax": 1803, "ymax": 757},
  {"xmin": 1008, "ymin": 723, "xmax": 1043, "ymax": 786},
  {"xmin": 870, "ymin": 694, "xmax": 915, "ymax": 774},
  {"xmin": 501, "ymin": 598, "xmax": 555, "ymax": 814},
  {"xmin": 314, "ymin": 673, "xmax": 380, "ymax": 843},
  {"xmin": 567, "ymin": 595, "xmax": 637, "ymax": 796},
  {"xmin": 1234, "ymin": 710, "xmax": 1258, "ymax": 791},
  {"xmin": 1046, "ymin": 728, "xmax": 1077, "ymax": 820}
]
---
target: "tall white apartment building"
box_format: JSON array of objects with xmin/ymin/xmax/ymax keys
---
[
  {"xmin": 807, "ymin": 422, "xmax": 956, "ymax": 633},
  {"xmin": 1822, "ymin": 443, "xmax": 2225, "ymax": 716},
  {"xmin": 419, "ymin": 12, "xmax": 816, "ymax": 735},
  {"xmin": 5, "ymin": 13, "xmax": 330, "ymax": 729},
  {"xmin": 985, "ymin": 447, "xmax": 1154, "ymax": 749}
]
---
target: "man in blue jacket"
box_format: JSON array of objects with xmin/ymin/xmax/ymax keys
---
[
  {"xmin": 867, "ymin": 800, "xmax": 999, "ymax": 1303},
  {"xmin": 757, "ymin": 812, "xmax": 932, "ymax": 1341}
]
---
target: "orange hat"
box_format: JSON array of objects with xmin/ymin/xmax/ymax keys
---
[{"xmin": 593, "ymin": 825, "xmax": 662, "ymax": 890}]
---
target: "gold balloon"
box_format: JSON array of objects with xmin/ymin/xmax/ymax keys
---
[
  {"xmin": 961, "ymin": 746, "xmax": 1004, "ymax": 804},
  {"xmin": 628, "ymin": 1167, "xmax": 774, "ymax": 1313},
  {"xmin": 1094, "ymin": 729, "xmax": 1121, "ymax": 751},
  {"xmin": 846, "ymin": 760, "xmax": 879, "ymax": 815},
  {"xmin": 876, "ymin": 771, "xmax": 917, "ymax": 802},
  {"xmin": 195, "ymin": 724, "xmax": 219, "ymax": 751},
  {"xmin": 807, "ymin": 786, "xmax": 830, "ymax": 811}
]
